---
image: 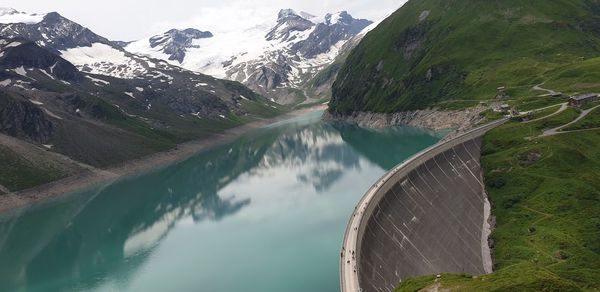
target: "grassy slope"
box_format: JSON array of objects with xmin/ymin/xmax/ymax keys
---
[
  {"xmin": 397, "ymin": 112, "xmax": 600, "ymax": 291},
  {"xmin": 330, "ymin": 0, "xmax": 600, "ymax": 114},
  {"xmin": 48, "ymin": 98, "xmax": 285, "ymax": 168},
  {"xmin": 0, "ymin": 145, "xmax": 67, "ymax": 191}
]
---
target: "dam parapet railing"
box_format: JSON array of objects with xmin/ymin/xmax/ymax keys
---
[{"xmin": 340, "ymin": 118, "xmax": 508, "ymax": 292}]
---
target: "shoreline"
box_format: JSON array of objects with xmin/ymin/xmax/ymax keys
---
[
  {"xmin": 322, "ymin": 106, "xmax": 488, "ymax": 131},
  {"xmin": 0, "ymin": 105, "xmax": 327, "ymax": 213}
]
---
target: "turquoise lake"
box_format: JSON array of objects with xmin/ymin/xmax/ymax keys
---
[{"xmin": 0, "ymin": 111, "xmax": 441, "ymax": 292}]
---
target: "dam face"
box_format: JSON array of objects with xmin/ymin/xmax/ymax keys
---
[
  {"xmin": 360, "ymin": 138, "xmax": 487, "ymax": 292},
  {"xmin": 341, "ymin": 120, "xmax": 505, "ymax": 292}
]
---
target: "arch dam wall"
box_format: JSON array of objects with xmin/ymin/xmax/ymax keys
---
[{"xmin": 341, "ymin": 119, "xmax": 507, "ymax": 292}]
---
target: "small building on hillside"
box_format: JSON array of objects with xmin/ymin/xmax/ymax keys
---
[{"xmin": 569, "ymin": 93, "xmax": 599, "ymax": 106}]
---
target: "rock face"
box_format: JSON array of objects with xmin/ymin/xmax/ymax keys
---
[
  {"xmin": 149, "ymin": 28, "xmax": 213, "ymax": 63},
  {"xmin": 0, "ymin": 91, "xmax": 53, "ymax": 143},
  {"xmin": 265, "ymin": 9, "xmax": 314, "ymax": 42},
  {"xmin": 126, "ymin": 9, "xmax": 373, "ymax": 103},
  {"xmin": 0, "ymin": 38, "xmax": 81, "ymax": 81},
  {"xmin": 323, "ymin": 106, "xmax": 488, "ymax": 131},
  {"xmin": 292, "ymin": 11, "xmax": 372, "ymax": 59}
]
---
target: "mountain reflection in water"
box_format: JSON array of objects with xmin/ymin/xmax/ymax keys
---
[{"xmin": 0, "ymin": 111, "xmax": 441, "ymax": 292}]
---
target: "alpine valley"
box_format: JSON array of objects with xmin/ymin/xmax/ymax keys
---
[
  {"xmin": 0, "ymin": 7, "xmax": 288, "ymax": 192},
  {"xmin": 0, "ymin": 6, "xmax": 376, "ymax": 194},
  {"xmin": 1, "ymin": 1, "xmax": 600, "ymax": 292}
]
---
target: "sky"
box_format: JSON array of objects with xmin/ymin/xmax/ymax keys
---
[{"xmin": 0, "ymin": 0, "xmax": 407, "ymax": 41}]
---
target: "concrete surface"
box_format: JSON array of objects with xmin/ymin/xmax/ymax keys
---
[{"xmin": 340, "ymin": 119, "xmax": 507, "ymax": 292}]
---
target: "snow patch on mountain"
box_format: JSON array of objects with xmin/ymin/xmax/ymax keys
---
[
  {"xmin": 4, "ymin": 41, "xmax": 22, "ymax": 48},
  {"xmin": 127, "ymin": 23, "xmax": 274, "ymax": 79},
  {"xmin": 326, "ymin": 12, "xmax": 344, "ymax": 25},
  {"xmin": 14, "ymin": 66, "xmax": 27, "ymax": 77},
  {"xmin": 60, "ymin": 43, "xmax": 147, "ymax": 79},
  {"xmin": 0, "ymin": 79, "xmax": 11, "ymax": 86},
  {"xmin": 85, "ymin": 75, "xmax": 109, "ymax": 85}
]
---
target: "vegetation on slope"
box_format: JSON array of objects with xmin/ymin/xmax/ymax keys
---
[
  {"xmin": 330, "ymin": 0, "xmax": 600, "ymax": 114},
  {"xmin": 0, "ymin": 145, "xmax": 67, "ymax": 191}
]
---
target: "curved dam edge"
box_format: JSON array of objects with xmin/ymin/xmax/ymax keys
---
[{"xmin": 340, "ymin": 118, "xmax": 507, "ymax": 292}]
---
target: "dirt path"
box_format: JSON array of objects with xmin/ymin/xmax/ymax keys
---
[
  {"xmin": 523, "ymin": 103, "xmax": 568, "ymax": 124},
  {"xmin": 533, "ymin": 83, "xmax": 559, "ymax": 97},
  {"xmin": 541, "ymin": 105, "xmax": 600, "ymax": 137},
  {"xmin": 0, "ymin": 105, "xmax": 327, "ymax": 213}
]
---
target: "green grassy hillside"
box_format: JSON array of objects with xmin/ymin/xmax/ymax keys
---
[{"xmin": 330, "ymin": 0, "xmax": 600, "ymax": 114}]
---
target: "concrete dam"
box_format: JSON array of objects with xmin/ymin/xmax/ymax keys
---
[{"xmin": 340, "ymin": 119, "xmax": 507, "ymax": 292}]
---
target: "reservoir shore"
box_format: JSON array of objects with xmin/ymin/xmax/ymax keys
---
[{"xmin": 0, "ymin": 105, "xmax": 327, "ymax": 213}]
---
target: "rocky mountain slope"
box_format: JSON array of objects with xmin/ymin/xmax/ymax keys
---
[
  {"xmin": 329, "ymin": 0, "xmax": 600, "ymax": 116},
  {"xmin": 126, "ymin": 9, "xmax": 373, "ymax": 103},
  {"xmin": 0, "ymin": 36, "xmax": 280, "ymax": 166}
]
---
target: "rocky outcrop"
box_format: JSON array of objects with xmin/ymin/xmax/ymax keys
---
[
  {"xmin": 0, "ymin": 91, "xmax": 53, "ymax": 143},
  {"xmin": 149, "ymin": 28, "xmax": 213, "ymax": 63},
  {"xmin": 292, "ymin": 11, "xmax": 372, "ymax": 58},
  {"xmin": 265, "ymin": 9, "xmax": 314, "ymax": 42},
  {"xmin": 323, "ymin": 106, "xmax": 488, "ymax": 131},
  {"xmin": 0, "ymin": 38, "xmax": 81, "ymax": 81}
]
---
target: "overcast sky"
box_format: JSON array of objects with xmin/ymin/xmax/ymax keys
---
[{"xmin": 1, "ymin": 0, "xmax": 407, "ymax": 40}]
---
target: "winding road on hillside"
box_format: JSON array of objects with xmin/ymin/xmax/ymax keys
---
[
  {"xmin": 541, "ymin": 104, "xmax": 600, "ymax": 137},
  {"xmin": 533, "ymin": 83, "xmax": 560, "ymax": 97}
]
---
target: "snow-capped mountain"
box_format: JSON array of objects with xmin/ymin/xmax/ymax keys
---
[
  {"xmin": 126, "ymin": 9, "xmax": 373, "ymax": 103},
  {"xmin": 0, "ymin": 9, "xmax": 166, "ymax": 79},
  {"xmin": 0, "ymin": 8, "xmax": 281, "ymax": 119}
]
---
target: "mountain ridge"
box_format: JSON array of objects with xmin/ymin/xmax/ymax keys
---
[{"xmin": 125, "ymin": 9, "xmax": 373, "ymax": 104}]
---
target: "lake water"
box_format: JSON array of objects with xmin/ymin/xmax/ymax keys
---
[{"xmin": 0, "ymin": 111, "xmax": 441, "ymax": 292}]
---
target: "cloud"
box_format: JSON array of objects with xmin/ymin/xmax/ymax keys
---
[{"xmin": 2, "ymin": 0, "xmax": 406, "ymax": 40}]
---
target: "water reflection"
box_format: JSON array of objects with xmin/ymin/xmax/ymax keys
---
[{"xmin": 0, "ymin": 113, "xmax": 440, "ymax": 292}]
